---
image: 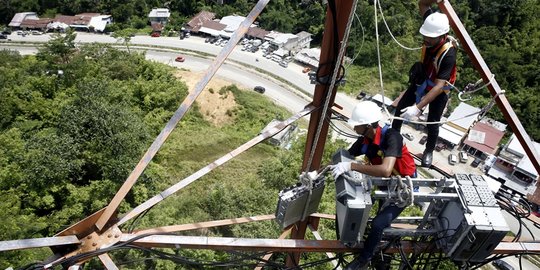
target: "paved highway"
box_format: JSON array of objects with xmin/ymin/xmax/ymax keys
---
[{"xmin": 3, "ymin": 32, "xmax": 358, "ymax": 117}]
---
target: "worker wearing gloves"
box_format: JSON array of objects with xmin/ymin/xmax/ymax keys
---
[
  {"xmin": 331, "ymin": 101, "xmax": 416, "ymax": 270},
  {"xmin": 392, "ymin": 0, "xmax": 457, "ymax": 167}
]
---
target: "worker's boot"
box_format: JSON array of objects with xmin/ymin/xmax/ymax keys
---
[{"xmin": 421, "ymin": 150, "xmax": 433, "ymax": 167}]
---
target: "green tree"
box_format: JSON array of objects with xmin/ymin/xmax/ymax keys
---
[
  {"xmin": 112, "ymin": 28, "xmax": 137, "ymax": 53},
  {"xmin": 37, "ymin": 29, "xmax": 77, "ymax": 65},
  {"xmin": 57, "ymin": 78, "xmax": 151, "ymax": 183}
]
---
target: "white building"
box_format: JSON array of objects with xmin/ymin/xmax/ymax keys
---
[
  {"xmin": 438, "ymin": 102, "xmax": 480, "ymax": 148},
  {"xmin": 265, "ymin": 31, "xmax": 298, "ymax": 53},
  {"xmin": 89, "ymin": 15, "xmax": 113, "ymax": 32},
  {"xmin": 218, "ymin": 15, "xmax": 246, "ymax": 39},
  {"xmin": 488, "ymin": 134, "xmax": 540, "ymax": 196},
  {"xmin": 148, "ymin": 8, "xmax": 170, "ymax": 25},
  {"xmin": 9, "ymin": 12, "xmax": 39, "ymax": 28},
  {"xmin": 294, "ymin": 48, "xmax": 320, "ymax": 68}
]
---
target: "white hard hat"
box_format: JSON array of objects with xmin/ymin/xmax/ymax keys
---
[
  {"xmin": 348, "ymin": 101, "xmax": 382, "ymax": 127},
  {"xmin": 419, "ymin": 12, "xmax": 450, "ymax": 38}
]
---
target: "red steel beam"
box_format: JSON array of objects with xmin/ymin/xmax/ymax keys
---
[
  {"xmin": 0, "ymin": 235, "xmax": 80, "ymax": 252},
  {"xmin": 95, "ymin": 0, "xmax": 271, "ymax": 231},
  {"xmin": 254, "ymin": 228, "xmax": 292, "ymax": 270},
  {"xmin": 98, "ymin": 254, "xmax": 119, "ymax": 270},
  {"xmin": 301, "ymin": 1, "xmax": 354, "ymax": 172},
  {"xmin": 122, "ymin": 234, "xmax": 540, "ymax": 254},
  {"xmin": 134, "ymin": 214, "xmax": 275, "ymax": 235},
  {"xmin": 293, "ymin": 0, "xmax": 356, "ymax": 266},
  {"xmin": 437, "ymin": 1, "xmax": 540, "ymax": 199}
]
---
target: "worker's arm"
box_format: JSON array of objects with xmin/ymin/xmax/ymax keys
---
[
  {"xmin": 416, "ymin": 79, "xmax": 446, "ymax": 110},
  {"xmin": 419, "ymin": 0, "xmax": 437, "ymax": 17},
  {"xmin": 351, "ymin": 156, "xmax": 397, "ymax": 177}
]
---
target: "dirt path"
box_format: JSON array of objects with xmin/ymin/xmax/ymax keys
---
[{"xmin": 174, "ymin": 70, "xmax": 238, "ymax": 126}]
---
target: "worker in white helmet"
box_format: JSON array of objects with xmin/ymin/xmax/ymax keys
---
[
  {"xmin": 392, "ymin": 0, "xmax": 458, "ymax": 168},
  {"xmin": 331, "ymin": 101, "xmax": 416, "ymax": 270}
]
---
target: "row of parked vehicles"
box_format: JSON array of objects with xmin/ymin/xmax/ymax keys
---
[
  {"xmin": 17, "ymin": 30, "xmax": 44, "ymax": 36},
  {"xmin": 448, "ymin": 151, "xmax": 469, "ymax": 165}
]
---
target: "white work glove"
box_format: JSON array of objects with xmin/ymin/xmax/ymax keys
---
[
  {"xmin": 400, "ymin": 105, "xmax": 421, "ymax": 121},
  {"xmin": 330, "ymin": 162, "xmax": 352, "ymax": 179}
]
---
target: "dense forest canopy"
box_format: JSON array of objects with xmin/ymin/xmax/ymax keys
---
[{"xmin": 1, "ymin": 0, "xmax": 537, "ymax": 139}]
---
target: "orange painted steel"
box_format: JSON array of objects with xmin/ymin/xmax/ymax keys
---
[
  {"xmin": 293, "ymin": 0, "xmax": 356, "ymax": 266},
  {"xmin": 134, "ymin": 214, "xmax": 276, "ymax": 235},
  {"xmin": 122, "ymin": 234, "xmax": 540, "ymax": 254}
]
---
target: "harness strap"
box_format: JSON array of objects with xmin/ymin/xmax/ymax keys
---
[
  {"xmin": 360, "ymin": 125, "xmax": 403, "ymax": 176},
  {"xmin": 434, "ymin": 42, "xmax": 453, "ymax": 72},
  {"xmin": 415, "ymin": 78, "xmax": 452, "ymax": 104},
  {"xmin": 419, "ymin": 38, "xmax": 456, "ymax": 95},
  {"xmin": 360, "ymin": 125, "xmax": 390, "ymax": 155}
]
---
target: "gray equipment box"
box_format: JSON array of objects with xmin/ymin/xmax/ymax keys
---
[
  {"xmin": 275, "ymin": 175, "xmax": 325, "ymax": 229},
  {"xmin": 437, "ymin": 174, "xmax": 509, "ymax": 262},
  {"xmin": 333, "ymin": 150, "xmax": 372, "ymax": 246}
]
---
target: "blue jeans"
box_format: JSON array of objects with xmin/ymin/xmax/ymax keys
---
[{"xmin": 357, "ymin": 203, "xmax": 405, "ymax": 262}]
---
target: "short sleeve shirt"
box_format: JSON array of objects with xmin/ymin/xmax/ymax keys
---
[
  {"xmin": 348, "ymin": 128, "xmax": 403, "ymax": 161},
  {"xmin": 423, "ymin": 8, "xmax": 457, "ymax": 81}
]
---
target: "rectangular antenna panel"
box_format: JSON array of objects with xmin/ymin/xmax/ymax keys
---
[
  {"xmin": 333, "ymin": 150, "xmax": 372, "ymax": 246},
  {"xmin": 275, "ymin": 176, "xmax": 325, "ymax": 229}
]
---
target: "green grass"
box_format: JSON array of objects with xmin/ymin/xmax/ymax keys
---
[{"xmin": 130, "ymin": 85, "xmax": 293, "ymax": 231}]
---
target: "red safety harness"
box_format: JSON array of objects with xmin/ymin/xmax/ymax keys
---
[
  {"xmin": 420, "ymin": 36, "xmax": 457, "ymax": 94},
  {"xmin": 359, "ymin": 125, "xmax": 417, "ymax": 177}
]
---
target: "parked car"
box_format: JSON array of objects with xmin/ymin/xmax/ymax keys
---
[
  {"xmin": 175, "ymin": 55, "xmax": 185, "ymax": 62},
  {"xmin": 356, "ymin": 91, "xmax": 367, "ymax": 100},
  {"xmin": 279, "ymin": 61, "xmax": 288, "ymax": 68},
  {"xmin": 302, "ymin": 67, "xmax": 311, "ymax": 73},
  {"xmin": 459, "ymin": 151, "xmax": 468, "ymax": 163},
  {"xmin": 435, "ymin": 142, "xmax": 447, "ymax": 152},
  {"xmin": 254, "ymin": 86, "xmax": 265, "ymax": 94},
  {"xmin": 402, "ymin": 133, "xmax": 414, "ymax": 141},
  {"xmin": 448, "ymin": 154, "xmax": 457, "ymax": 165},
  {"xmin": 471, "ymin": 158, "xmax": 482, "ymax": 168},
  {"xmin": 0, "ymin": 34, "xmax": 7, "ymax": 39},
  {"xmin": 151, "ymin": 32, "xmax": 160, "ymax": 37},
  {"xmin": 493, "ymin": 259, "xmax": 514, "ymax": 270},
  {"xmin": 419, "ymin": 135, "xmax": 427, "ymax": 145}
]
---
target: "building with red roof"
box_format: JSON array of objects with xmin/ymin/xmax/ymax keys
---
[{"xmin": 462, "ymin": 120, "xmax": 505, "ymax": 159}]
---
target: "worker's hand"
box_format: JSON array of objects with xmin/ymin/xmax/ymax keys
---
[
  {"xmin": 330, "ymin": 162, "xmax": 352, "ymax": 179},
  {"xmin": 400, "ymin": 105, "xmax": 421, "ymax": 121}
]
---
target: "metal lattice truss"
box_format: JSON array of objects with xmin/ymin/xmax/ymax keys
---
[{"xmin": 1, "ymin": 0, "xmax": 540, "ymax": 269}]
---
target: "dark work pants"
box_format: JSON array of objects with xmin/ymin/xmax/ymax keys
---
[
  {"xmin": 357, "ymin": 204, "xmax": 405, "ymax": 262},
  {"xmin": 391, "ymin": 84, "xmax": 448, "ymax": 153}
]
